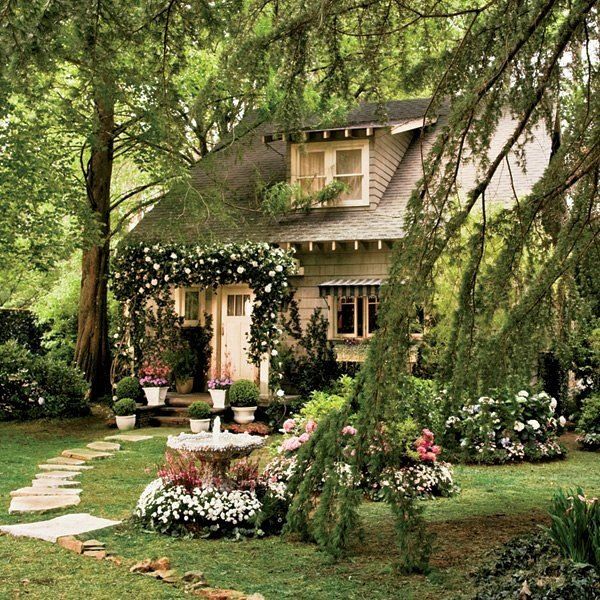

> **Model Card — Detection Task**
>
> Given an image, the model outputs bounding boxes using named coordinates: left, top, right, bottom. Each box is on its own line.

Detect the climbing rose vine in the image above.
left=112, top=242, right=297, bottom=367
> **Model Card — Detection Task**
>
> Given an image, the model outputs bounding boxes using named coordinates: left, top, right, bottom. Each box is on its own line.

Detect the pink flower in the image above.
left=423, top=452, right=437, bottom=462
left=342, top=425, right=357, bottom=436
left=422, top=428, right=434, bottom=440
left=299, top=432, right=310, bottom=443
left=305, top=419, right=317, bottom=433
left=281, top=437, right=301, bottom=452
left=282, top=419, right=296, bottom=433
left=431, top=445, right=441, bottom=455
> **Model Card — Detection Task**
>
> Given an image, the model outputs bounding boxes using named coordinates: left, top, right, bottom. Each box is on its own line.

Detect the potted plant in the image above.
left=229, top=379, right=260, bottom=424
left=114, top=376, right=143, bottom=402
left=165, top=344, right=197, bottom=395
left=188, top=401, right=212, bottom=433
left=207, top=372, right=233, bottom=410
left=113, top=398, right=137, bottom=430
left=139, top=360, right=171, bottom=406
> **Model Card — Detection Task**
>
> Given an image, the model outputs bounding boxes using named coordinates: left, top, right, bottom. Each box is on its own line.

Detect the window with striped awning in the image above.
left=318, top=278, right=383, bottom=298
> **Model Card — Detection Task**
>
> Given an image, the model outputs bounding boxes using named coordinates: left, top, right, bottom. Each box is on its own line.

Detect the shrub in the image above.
left=115, top=376, right=143, bottom=401
left=229, top=380, right=260, bottom=407
left=0, top=341, right=89, bottom=420
left=113, top=398, right=137, bottom=416
left=188, top=401, right=211, bottom=419
left=396, top=376, right=446, bottom=436
left=164, top=343, right=197, bottom=381
left=472, top=532, right=600, bottom=599
left=546, top=488, right=599, bottom=568
left=295, top=375, right=353, bottom=425
left=577, top=393, right=600, bottom=450
left=445, top=389, right=567, bottom=464
left=0, top=308, right=44, bottom=353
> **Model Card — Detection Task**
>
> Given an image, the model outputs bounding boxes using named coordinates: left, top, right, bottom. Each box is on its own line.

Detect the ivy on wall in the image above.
left=111, top=242, right=297, bottom=376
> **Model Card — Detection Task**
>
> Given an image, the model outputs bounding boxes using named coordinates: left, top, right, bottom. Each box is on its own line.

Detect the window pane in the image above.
left=368, top=296, right=379, bottom=334
left=357, top=297, right=364, bottom=337
left=299, top=176, right=326, bottom=195
left=337, top=297, right=356, bottom=335
left=336, top=149, right=361, bottom=175
left=299, top=151, right=325, bottom=177
left=227, top=294, right=235, bottom=316
left=243, top=295, right=251, bottom=316
left=335, top=175, right=362, bottom=200
left=235, top=294, right=243, bottom=316
left=184, top=291, right=199, bottom=321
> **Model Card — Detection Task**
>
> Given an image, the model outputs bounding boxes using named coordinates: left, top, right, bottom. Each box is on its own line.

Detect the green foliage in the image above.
left=473, top=533, right=600, bottom=600
left=0, top=309, right=44, bottom=353
left=115, top=377, right=143, bottom=402
left=113, top=398, right=137, bottom=416
left=395, top=377, right=446, bottom=437
left=578, top=394, right=600, bottom=436
left=295, top=376, right=354, bottom=425
left=164, top=342, right=197, bottom=381
left=263, top=179, right=349, bottom=217
left=229, top=380, right=260, bottom=407
left=0, top=341, right=88, bottom=420
left=546, top=488, right=600, bottom=569
left=180, top=318, right=213, bottom=389
left=188, top=401, right=211, bottom=419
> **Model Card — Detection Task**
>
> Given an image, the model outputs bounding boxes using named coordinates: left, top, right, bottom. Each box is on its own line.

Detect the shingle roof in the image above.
left=128, top=99, right=549, bottom=245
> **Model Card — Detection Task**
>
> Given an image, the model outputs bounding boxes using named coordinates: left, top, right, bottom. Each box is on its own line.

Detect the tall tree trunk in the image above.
left=75, top=91, right=114, bottom=400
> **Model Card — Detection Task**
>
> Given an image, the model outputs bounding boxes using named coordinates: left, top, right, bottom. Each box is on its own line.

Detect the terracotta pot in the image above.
left=209, top=389, right=227, bottom=410
left=190, top=418, right=211, bottom=433
left=176, top=377, right=194, bottom=394
left=116, top=415, right=136, bottom=431
left=232, top=406, right=257, bottom=424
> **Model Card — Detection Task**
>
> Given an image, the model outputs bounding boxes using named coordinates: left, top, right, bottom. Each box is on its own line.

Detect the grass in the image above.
left=0, top=419, right=598, bottom=600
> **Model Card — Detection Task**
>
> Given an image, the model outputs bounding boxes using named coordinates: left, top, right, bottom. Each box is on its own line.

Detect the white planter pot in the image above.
left=143, top=386, right=163, bottom=406
left=209, top=389, right=227, bottom=410
left=232, top=406, right=257, bottom=424
left=190, top=418, right=211, bottom=433
left=116, top=415, right=136, bottom=431
left=159, top=386, right=169, bottom=402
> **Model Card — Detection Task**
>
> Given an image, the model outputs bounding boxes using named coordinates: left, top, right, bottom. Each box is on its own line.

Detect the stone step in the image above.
left=35, top=471, right=79, bottom=480
left=11, top=487, right=81, bottom=497
left=104, top=434, right=154, bottom=442
left=157, top=406, right=191, bottom=415
left=62, top=449, right=113, bottom=461
left=150, top=415, right=191, bottom=427
left=32, top=478, right=81, bottom=488
left=87, top=441, right=120, bottom=452
left=166, top=397, right=197, bottom=407
left=38, top=464, right=92, bottom=472
left=45, top=457, right=87, bottom=466
left=9, top=495, right=81, bottom=514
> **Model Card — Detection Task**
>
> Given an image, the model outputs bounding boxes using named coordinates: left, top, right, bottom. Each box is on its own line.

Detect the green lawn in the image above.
left=0, top=418, right=598, bottom=600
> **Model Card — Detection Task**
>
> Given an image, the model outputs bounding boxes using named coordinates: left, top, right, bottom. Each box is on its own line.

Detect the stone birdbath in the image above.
left=166, top=417, right=265, bottom=478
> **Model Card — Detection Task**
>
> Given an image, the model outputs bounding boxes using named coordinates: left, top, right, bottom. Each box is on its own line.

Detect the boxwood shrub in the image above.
left=115, top=376, right=143, bottom=401
left=229, top=380, right=260, bottom=407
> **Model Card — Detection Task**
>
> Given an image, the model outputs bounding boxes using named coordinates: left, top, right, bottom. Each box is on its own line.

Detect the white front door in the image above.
left=221, top=286, right=256, bottom=381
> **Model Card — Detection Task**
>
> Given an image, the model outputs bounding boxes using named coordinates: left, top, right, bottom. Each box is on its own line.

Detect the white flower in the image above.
left=559, top=416, right=566, bottom=427
left=264, top=284, right=272, bottom=293
left=237, top=266, right=245, bottom=274
left=153, top=263, right=160, bottom=270
left=514, top=421, right=525, bottom=432
left=276, top=389, right=285, bottom=397
left=275, top=264, right=283, bottom=272
left=151, top=278, right=158, bottom=286
left=38, top=397, right=45, bottom=405
left=271, top=349, right=278, bottom=356
left=268, top=270, right=276, bottom=277
left=517, top=390, right=529, bottom=398
left=184, top=267, right=191, bottom=275
left=138, top=287, right=145, bottom=294
left=550, top=398, right=557, bottom=411
left=527, top=419, right=540, bottom=430
left=170, top=252, right=177, bottom=259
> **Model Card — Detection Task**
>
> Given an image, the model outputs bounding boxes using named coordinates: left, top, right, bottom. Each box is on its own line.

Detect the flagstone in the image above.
left=32, top=478, right=81, bottom=488
left=105, top=434, right=154, bottom=442
left=11, top=487, right=81, bottom=497
left=62, top=449, right=113, bottom=460
left=8, top=494, right=80, bottom=514
left=45, top=457, right=87, bottom=466
left=35, top=471, right=78, bottom=479
left=38, top=464, right=92, bottom=472
left=0, top=513, right=121, bottom=542
left=87, top=441, right=121, bottom=451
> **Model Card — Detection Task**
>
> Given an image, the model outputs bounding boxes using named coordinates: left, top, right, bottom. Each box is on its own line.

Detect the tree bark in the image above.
left=74, top=91, right=114, bottom=400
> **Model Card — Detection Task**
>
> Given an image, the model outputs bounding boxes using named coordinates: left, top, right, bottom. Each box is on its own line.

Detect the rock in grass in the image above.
left=87, top=441, right=121, bottom=452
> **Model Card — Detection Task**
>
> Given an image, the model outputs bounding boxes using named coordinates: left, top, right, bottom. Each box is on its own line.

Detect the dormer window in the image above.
left=291, top=139, right=369, bottom=207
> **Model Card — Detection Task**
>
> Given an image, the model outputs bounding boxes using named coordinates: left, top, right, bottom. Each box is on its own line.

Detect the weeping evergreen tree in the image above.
left=225, top=0, right=599, bottom=565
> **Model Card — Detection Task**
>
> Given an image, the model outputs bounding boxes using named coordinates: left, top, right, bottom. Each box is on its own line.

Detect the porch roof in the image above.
left=318, top=278, right=383, bottom=298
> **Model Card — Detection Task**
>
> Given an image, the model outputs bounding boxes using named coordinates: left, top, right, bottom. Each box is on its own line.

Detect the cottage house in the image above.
left=129, top=98, right=550, bottom=393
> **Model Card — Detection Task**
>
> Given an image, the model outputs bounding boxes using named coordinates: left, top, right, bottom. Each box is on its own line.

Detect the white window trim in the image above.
left=291, top=139, right=370, bottom=207
left=177, top=287, right=203, bottom=327
left=332, top=295, right=379, bottom=339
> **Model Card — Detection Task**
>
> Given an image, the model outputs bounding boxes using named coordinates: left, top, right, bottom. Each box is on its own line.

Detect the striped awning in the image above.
left=318, top=278, right=383, bottom=298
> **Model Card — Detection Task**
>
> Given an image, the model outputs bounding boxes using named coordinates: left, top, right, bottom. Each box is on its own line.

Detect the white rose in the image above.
left=237, top=266, right=245, bottom=274
left=527, top=419, right=540, bottom=430
left=514, top=421, right=525, bottom=432
left=170, top=253, right=177, bottom=259
left=276, top=389, right=285, bottom=397
left=559, top=416, right=566, bottom=427
left=138, top=287, right=145, bottom=294
left=268, top=270, right=276, bottom=277
left=517, top=390, right=529, bottom=398
left=550, top=398, right=557, bottom=411
left=264, top=284, right=272, bottom=293
left=271, top=349, right=278, bottom=356
left=151, top=279, right=158, bottom=286
left=275, top=265, right=283, bottom=272
left=184, top=267, right=191, bottom=275
left=153, top=263, right=160, bottom=270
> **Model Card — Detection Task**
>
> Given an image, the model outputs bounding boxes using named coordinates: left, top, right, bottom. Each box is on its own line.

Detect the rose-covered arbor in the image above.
left=111, top=242, right=297, bottom=383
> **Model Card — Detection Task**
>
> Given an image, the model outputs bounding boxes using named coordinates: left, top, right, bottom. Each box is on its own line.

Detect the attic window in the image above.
left=292, top=140, right=369, bottom=207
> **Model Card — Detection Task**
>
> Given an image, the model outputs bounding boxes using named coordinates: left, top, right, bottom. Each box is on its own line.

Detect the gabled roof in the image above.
left=128, top=98, right=549, bottom=246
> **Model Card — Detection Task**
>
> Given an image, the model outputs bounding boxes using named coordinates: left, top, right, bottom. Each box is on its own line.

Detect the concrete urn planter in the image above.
left=116, top=415, right=136, bottom=431
left=143, top=386, right=168, bottom=406
left=232, top=406, right=257, bottom=424
left=189, top=418, right=211, bottom=433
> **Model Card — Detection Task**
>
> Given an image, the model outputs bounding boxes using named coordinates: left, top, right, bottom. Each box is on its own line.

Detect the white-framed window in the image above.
left=291, top=139, right=369, bottom=207
left=334, top=295, right=379, bottom=338
left=226, top=293, right=251, bottom=317
left=178, top=288, right=201, bottom=326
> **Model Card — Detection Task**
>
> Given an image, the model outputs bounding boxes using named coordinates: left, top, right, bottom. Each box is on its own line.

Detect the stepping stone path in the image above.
left=105, top=434, right=154, bottom=442
left=0, top=513, right=121, bottom=542
left=5, top=434, right=153, bottom=516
